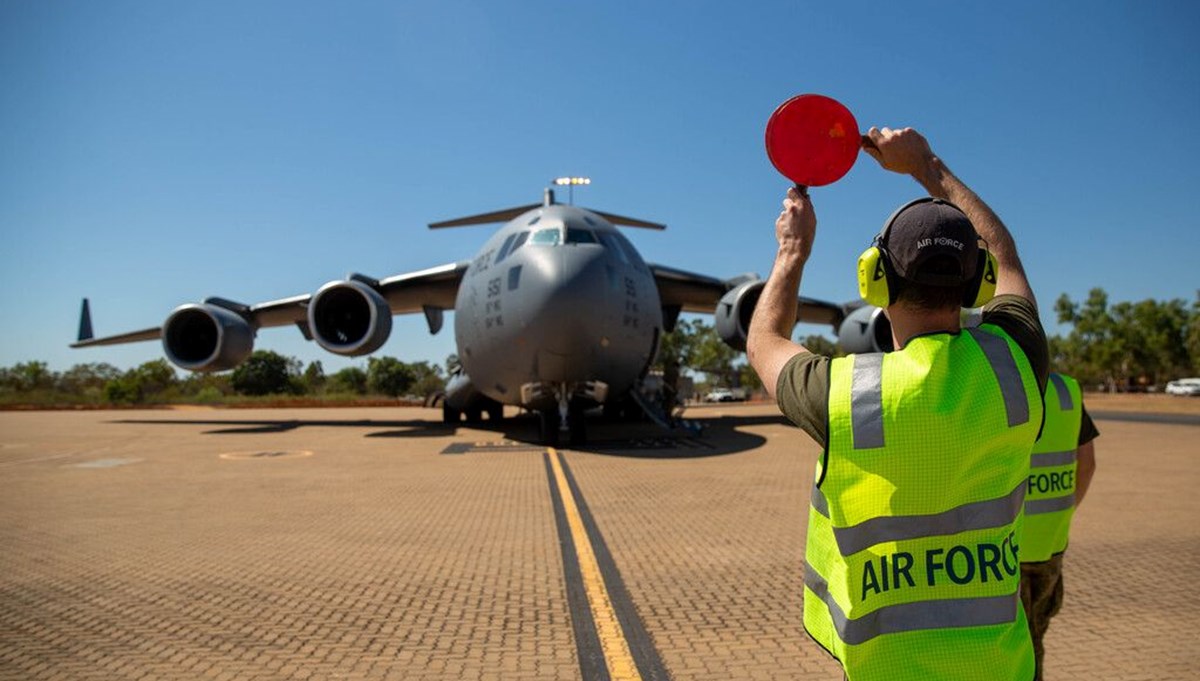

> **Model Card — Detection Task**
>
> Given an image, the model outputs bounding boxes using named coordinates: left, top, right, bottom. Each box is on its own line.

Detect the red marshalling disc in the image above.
left=765, top=94, right=861, bottom=187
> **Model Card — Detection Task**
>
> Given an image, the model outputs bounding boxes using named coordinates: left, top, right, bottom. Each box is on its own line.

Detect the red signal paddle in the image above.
left=765, top=93, right=873, bottom=196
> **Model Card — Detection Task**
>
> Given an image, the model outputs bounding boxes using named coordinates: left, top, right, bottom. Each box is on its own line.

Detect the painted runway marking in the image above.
left=441, top=440, right=545, bottom=455
left=71, top=458, right=143, bottom=469
left=218, top=450, right=313, bottom=461
left=544, top=448, right=669, bottom=681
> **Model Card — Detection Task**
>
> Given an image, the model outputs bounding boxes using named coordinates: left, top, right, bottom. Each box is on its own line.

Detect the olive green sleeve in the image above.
left=980, top=294, right=1050, bottom=394
left=774, top=351, right=831, bottom=448
left=1078, top=403, right=1100, bottom=446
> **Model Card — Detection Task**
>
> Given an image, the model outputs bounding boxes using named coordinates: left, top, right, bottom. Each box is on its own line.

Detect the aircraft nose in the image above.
left=521, top=246, right=612, bottom=368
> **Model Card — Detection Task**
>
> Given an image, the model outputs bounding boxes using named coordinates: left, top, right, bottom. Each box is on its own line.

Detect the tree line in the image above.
left=0, top=353, right=448, bottom=406
left=1051, top=289, right=1199, bottom=391
left=2, top=288, right=1196, bottom=406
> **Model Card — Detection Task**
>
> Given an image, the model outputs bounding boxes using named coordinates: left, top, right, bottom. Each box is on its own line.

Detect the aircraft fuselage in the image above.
left=453, top=204, right=662, bottom=411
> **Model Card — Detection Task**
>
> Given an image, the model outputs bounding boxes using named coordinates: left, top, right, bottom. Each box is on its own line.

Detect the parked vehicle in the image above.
left=705, top=386, right=734, bottom=402
left=705, top=388, right=743, bottom=402
left=1165, top=378, right=1200, bottom=396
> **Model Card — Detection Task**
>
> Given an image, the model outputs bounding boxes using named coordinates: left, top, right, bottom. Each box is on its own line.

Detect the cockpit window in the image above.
left=495, top=231, right=530, bottom=263
left=530, top=227, right=561, bottom=246
left=511, top=230, right=529, bottom=252
left=565, top=227, right=596, bottom=244
left=494, top=233, right=518, bottom=263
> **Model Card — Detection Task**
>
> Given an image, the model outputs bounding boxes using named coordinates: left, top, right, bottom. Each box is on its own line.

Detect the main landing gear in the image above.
left=442, top=395, right=504, bottom=424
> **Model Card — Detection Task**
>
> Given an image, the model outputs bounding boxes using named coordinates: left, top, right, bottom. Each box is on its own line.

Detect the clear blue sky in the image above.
left=2, top=1, right=1198, bottom=374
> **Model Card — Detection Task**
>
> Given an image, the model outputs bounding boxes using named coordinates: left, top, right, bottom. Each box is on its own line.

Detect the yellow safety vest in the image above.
left=805, top=325, right=1042, bottom=681
left=1023, top=373, right=1082, bottom=562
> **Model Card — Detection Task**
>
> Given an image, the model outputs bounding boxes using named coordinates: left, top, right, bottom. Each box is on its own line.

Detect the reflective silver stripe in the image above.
left=1031, top=450, right=1076, bottom=468
left=811, top=484, right=829, bottom=518
left=1025, top=495, right=1075, bottom=515
left=832, top=481, right=1026, bottom=556
left=968, top=329, right=1030, bottom=427
left=1049, top=373, right=1074, bottom=411
left=805, top=563, right=1018, bottom=645
left=851, top=353, right=885, bottom=449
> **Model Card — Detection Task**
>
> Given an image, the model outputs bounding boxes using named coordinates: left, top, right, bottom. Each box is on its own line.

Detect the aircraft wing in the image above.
left=72, top=260, right=470, bottom=348
left=649, top=263, right=846, bottom=328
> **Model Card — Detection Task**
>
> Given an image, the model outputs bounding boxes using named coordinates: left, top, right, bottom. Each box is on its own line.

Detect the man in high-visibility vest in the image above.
left=748, top=126, right=1048, bottom=680
left=1022, top=372, right=1099, bottom=680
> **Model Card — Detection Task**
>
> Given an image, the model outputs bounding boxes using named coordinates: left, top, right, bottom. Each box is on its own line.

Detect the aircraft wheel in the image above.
left=568, top=405, right=587, bottom=446
left=442, top=405, right=460, bottom=424
left=465, top=407, right=483, bottom=423
left=602, top=401, right=622, bottom=421
left=538, top=409, right=561, bottom=447
left=487, top=400, right=504, bottom=421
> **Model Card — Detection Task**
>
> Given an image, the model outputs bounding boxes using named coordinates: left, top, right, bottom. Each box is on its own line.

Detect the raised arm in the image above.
left=747, top=187, right=815, bottom=399
left=863, top=127, right=1036, bottom=308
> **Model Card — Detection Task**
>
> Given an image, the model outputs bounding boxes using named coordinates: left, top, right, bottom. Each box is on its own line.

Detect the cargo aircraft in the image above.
left=72, top=182, right=892, bottom=444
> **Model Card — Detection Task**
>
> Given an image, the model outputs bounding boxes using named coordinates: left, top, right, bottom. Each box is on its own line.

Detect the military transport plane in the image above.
left=72, top=187, right=892, bottom=444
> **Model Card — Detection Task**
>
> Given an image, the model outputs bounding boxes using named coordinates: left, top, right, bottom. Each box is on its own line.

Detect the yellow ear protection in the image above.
left=966, top=247, right=998, bottom=309
left=856, top=198, right=998, bottom=309
left=856, top=238, right=895, bottom=308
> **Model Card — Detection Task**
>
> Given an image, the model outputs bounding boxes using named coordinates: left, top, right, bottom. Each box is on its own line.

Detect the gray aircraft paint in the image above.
left=454, top=204, right=661, bottom=408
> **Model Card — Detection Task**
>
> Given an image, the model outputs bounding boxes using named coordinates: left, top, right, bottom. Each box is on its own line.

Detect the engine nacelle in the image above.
left=162, top=303, right=255, bottom=372
left=714, top=279, right=765, bottom=351
left=308, top=280, right=393, bottom=356
left=837, top=305, right=894, bottom=354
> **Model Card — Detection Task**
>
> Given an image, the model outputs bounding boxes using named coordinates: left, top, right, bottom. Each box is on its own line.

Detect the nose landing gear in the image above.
left=525, top=381, right=608, bottom=446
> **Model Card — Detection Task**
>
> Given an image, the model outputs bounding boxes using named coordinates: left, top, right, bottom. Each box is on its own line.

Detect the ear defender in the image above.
left=962, top=249, right=999, bottom=308
left=857, top=245, right=893, bottom=308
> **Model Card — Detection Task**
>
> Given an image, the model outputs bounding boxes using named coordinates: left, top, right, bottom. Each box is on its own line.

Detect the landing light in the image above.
left=553, top=177, right=591, bottom=186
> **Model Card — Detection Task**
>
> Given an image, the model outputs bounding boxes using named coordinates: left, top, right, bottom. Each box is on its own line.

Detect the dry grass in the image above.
left=1080, top=392, right=1200, bottom=414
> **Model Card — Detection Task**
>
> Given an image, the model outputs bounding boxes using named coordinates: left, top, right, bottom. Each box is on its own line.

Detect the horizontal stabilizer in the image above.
left=429, top=203, right=542, bottom=229
left=588, top=209, right=666, bottom=230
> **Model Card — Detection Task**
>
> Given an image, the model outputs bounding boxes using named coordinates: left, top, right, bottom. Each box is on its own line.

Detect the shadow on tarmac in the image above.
left=112, top=411, right=784, bottom=459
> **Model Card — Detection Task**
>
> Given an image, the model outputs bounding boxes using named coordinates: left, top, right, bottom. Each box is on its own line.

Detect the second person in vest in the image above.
left=748, top=126, right=1050, bottom=680
left=1022, top=371, right=1099, bottom=680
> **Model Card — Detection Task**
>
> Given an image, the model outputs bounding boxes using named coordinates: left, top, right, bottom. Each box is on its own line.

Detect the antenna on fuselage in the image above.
left=551, top=176, right=591, bottom=205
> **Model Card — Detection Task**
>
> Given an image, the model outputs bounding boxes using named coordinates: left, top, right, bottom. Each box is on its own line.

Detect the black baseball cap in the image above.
left=881, top=198, right=980, bottom=286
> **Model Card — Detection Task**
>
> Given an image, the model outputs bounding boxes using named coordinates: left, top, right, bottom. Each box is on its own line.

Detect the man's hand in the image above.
left=863, top=127, right=944, bottom=194
left=776, top=186, right=817, bottom=260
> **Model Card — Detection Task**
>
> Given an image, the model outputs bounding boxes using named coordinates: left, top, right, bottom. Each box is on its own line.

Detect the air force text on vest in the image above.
left=861, top=531, right=1019, bottom=601
left=1028, top=470, right=1076, bottom=494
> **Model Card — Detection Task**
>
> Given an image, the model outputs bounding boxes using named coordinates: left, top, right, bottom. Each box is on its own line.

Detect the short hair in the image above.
left=891, top=254, right=966, bottom=311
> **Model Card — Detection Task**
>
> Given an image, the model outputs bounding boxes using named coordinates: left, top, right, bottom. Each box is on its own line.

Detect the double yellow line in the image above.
left=546, top=447, right=643, bottom=681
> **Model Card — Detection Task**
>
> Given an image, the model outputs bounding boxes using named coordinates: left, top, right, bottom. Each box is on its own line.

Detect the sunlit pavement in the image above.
left=1, top=404, right=1196, bottom=680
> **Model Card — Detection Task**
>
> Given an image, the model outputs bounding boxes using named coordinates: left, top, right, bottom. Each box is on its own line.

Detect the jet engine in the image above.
left=714, top=279, right=765, bottom=351
left=837, top=305, right=894, bottom=353
left=162, top=303, right=255, bottom=372
left=308, top=280, right=393, bottom=356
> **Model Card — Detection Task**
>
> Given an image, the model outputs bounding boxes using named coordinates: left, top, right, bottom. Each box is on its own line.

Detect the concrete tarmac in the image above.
left=1, top=404, right=1197, bottom=680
